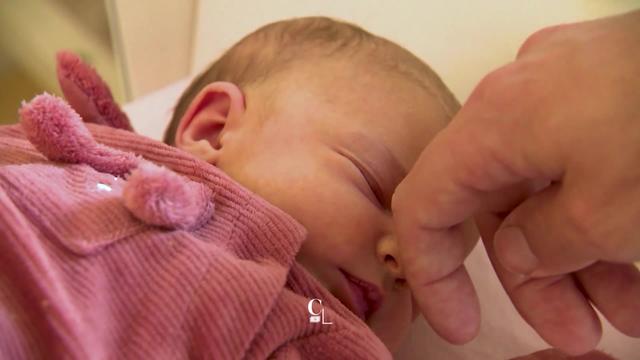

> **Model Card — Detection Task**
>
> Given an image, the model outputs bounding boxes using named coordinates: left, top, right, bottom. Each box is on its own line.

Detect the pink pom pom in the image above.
left=20, top=93, right=213, bottom=230
left=123, top=162, right=214, bottom=230
left=20, top=93, right=98, bottom=163
left=19, top=93, right=138, bottom=176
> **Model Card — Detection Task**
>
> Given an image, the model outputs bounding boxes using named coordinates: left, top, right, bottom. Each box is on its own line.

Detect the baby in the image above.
left=164, top=17, right=460, bottom=352
left=0, top=17, right=460, bottom=359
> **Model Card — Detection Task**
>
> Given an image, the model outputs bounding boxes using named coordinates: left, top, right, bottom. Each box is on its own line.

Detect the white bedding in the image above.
left=123, top=77, right=190, bottom=141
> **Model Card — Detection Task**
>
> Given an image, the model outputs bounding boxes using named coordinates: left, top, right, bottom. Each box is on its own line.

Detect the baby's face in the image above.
left=180, top=60, right=449, bottom=351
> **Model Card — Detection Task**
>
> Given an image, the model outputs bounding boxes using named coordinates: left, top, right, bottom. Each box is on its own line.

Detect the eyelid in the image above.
left=343, top=153, right=386, bottom=208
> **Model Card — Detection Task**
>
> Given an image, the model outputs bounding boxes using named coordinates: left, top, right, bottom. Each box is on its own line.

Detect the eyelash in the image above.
left=350, top=159, right=385, bottom=207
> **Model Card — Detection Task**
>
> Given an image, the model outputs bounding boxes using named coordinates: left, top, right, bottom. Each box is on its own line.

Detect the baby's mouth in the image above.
left=337, top=268, right=384, bottom=321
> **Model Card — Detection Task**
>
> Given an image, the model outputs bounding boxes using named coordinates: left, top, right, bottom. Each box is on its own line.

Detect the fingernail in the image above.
left=494, top=226, right=539, bottom=275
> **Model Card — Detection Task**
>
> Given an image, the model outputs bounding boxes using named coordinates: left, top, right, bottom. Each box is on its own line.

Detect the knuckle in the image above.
left=469, top=60, right=546, bottom=116
left=518, top=24, right=566, bottom=57
left=468, top=64, right=517, bottom=106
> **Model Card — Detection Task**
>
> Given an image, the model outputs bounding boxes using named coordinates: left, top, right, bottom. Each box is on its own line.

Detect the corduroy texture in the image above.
left=20, top=93, right=214, bottom=231
left=0, top=123, right=392, bottom=359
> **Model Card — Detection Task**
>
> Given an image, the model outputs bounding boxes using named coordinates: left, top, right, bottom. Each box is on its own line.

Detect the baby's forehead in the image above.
left=253, top=56, right=450, bottom=149
left=291, top=77, right=440, bottom=151
left=274, top=59, right=440, bottom=105
left=265, top=61, right=448, bottom=137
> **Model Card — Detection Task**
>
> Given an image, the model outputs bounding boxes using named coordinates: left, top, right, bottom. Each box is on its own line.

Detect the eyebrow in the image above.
left=337, top=132, right=407, bottom=209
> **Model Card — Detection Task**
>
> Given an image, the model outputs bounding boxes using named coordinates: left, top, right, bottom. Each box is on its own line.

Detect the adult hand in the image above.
left=510, top=349, right=616, bottom=360
left=392, top=10, right=640, bottom=355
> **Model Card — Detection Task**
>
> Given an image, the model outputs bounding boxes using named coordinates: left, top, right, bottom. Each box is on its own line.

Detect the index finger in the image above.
left=392, top=128, right=483, bottom=343
left=392, top=62, right=561, bottom=344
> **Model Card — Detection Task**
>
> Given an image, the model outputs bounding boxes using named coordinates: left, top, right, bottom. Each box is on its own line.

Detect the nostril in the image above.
left=384, top=254, right=398, bottom=269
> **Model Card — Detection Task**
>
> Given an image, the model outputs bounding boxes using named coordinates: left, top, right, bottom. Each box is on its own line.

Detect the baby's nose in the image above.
left=377, top=235, right=405, bottom=280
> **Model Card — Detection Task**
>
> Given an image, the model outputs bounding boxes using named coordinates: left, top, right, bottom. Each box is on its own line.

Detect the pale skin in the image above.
left=392, top=9, right=640, bottom=357
left=173, top=59, right=463, bottom=352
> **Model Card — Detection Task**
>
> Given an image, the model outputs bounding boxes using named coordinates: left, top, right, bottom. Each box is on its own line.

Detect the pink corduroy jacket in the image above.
left=0, top=97, right=392, bottom=359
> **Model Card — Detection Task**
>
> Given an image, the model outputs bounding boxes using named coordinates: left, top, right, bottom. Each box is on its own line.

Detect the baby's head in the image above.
left=164, top=17, right=459, bottom=351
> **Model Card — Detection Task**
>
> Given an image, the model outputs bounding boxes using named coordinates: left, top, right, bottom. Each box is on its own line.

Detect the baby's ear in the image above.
left=56, top=50, right=133, bottom=131
left=174, top=82, right=245, bottom=164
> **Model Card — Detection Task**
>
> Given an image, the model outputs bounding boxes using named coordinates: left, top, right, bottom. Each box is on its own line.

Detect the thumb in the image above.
left=493, top=183, right=598, bottom=276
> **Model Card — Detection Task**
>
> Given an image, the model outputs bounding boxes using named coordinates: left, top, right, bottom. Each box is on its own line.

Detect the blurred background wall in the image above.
left=0, top=0, right=194, bottom=124
left=3, top=0, right=639, bottom=126
left=0, top=0, right=120, bottom=123
left=2, top=1, right=638, bottom=126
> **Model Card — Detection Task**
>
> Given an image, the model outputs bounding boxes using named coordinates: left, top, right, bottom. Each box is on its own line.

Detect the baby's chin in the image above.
left=367, top=299, right=416, bottom=352
left=294, top=253, right=415, bottom=350
left=372, top=325, right=412, bottom=353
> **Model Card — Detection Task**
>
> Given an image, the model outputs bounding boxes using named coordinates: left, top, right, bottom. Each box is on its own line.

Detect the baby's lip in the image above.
left=338, top=268, right=384, bottom=321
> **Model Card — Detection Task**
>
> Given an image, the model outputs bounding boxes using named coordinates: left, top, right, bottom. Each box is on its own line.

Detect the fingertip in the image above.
left=576, top=262, right=640, bottom=338
left=555, top=323, right=602, bottom=357
left=412, top=266, right=481, bottom=345
left=514, top=275, right=603, bottom=357
left=534, top=311, right=601, bottom=357
left=623, top=321, right=640, bottom=338
left=553, top=308, right=602, bottom=357
left=444, top=310, right=481, bottom=345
